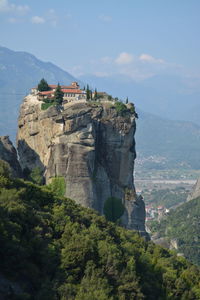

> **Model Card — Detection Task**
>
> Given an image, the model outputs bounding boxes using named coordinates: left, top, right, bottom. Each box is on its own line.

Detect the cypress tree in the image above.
left=86, top=84, right=90, bottom=101
left=54, top=83, right=64, bottom=105
left=94, top=88, right=97, bottom=101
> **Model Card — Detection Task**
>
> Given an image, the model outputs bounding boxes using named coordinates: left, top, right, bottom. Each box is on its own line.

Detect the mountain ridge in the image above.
left=1, top=45, right=200, bottom=171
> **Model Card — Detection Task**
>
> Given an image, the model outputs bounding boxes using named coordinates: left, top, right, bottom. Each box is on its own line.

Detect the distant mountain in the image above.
left=1, top=46, right=200, bottom=171
left=136, top=110, right=200, bottom=169
left=79, top=74, right=200, bottom=125
left=80, top=74, right=200, bottom=170
left=0, top=46, right=80, bottom=141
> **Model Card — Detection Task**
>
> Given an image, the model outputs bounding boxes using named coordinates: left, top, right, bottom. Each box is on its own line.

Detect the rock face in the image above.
left=17, top=95, right=148, bottom=238
left=0, top=136, right=22, bottom=177
left=187, top=178, right=200, bottom=201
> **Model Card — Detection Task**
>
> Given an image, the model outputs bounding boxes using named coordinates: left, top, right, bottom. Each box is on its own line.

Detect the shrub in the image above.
left=29, top=167, right=44, bottom=185
left=41, top=102, right=55, bottom=110
left=114, top=102, right=127, bottom=115
left=103, top=197, right=125, bottom=222
left=47, top=176, right=66, bottom=197
left=0, top=160, right=11, bottom=178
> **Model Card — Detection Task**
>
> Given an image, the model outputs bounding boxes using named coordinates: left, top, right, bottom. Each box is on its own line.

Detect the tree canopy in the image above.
left=1, top=167, right=200, bottom=298
left=54, top=83, right=64, bottom=105
left=37, top=78, right=50, bottom=91
left=103, top=197, right=125, bottom=222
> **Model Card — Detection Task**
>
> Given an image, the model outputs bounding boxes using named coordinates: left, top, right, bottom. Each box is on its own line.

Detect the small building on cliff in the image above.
left=31, top=82, right=86, bottom=103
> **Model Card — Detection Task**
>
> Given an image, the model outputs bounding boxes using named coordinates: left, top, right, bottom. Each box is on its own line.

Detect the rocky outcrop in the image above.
left=0, top=136, right=22, bottom=177
left=187, top=178, right=200, bottom=201
left=17, top=95, right=148, bottom=238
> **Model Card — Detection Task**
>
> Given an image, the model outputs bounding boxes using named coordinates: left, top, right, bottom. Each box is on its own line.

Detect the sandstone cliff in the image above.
left=187, top=178, right=200, bottom=201
left=17, top=95, right=148, bottom=238
left=0, top=135, right=22, bottom=177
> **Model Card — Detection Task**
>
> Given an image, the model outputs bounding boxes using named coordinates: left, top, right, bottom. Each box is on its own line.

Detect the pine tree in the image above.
left=37, top=78, right=50, bottom=91
left=126, top=97, right=129, bottom=104
left=86, top=84, right=90, bottom=101
left=54, top=84, right=64, bottom=105
left=94, top=88, right=97, bottom=101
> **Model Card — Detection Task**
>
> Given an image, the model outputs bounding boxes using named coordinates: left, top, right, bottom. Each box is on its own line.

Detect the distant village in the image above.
left=145, top=204, right=169, bottom=222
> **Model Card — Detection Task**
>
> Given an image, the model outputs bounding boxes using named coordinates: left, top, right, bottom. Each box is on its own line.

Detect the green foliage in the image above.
left=86, top=84, right=91, bottom=101
left=149, top=196, right=200, bottom=266
left=94, top=88, right=97, bottom=101
left=114, top=101, right=128, bottom=115
left=47, top=176, right=66, bottom=197
left=0, top=160, right=11, bottom=188
left=41, top=102, right=55, bottom=110
left=28, top=167, right=44, bottom=185
left=0, top=159, right=11, bottom=178
left=41, top=97, right=56, bottom=110
left=126, top=97, right=129, bottom=104
left=144, top=187, right=188, bottom=209
left=1, top=176, right=200, bottom=298
left=129, top=103, right=136, bottom=114
left=103, top=197, right=125, bottom=222
left=37, top=78, right=50, bottom=92
left=54, top=83, right=64, bottom=105
left=108, top=95, right=112, bottom=101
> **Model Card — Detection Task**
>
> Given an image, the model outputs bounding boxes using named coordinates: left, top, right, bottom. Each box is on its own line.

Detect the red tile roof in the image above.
left=62, top=89, right=84, bottom=94
left=39, top=89, right=85, bottom=96
left=49, top=84, right=78, bottom=89
left=48, top=85, right=57, bottom=89
left=39, top=91, right=54, bottom=95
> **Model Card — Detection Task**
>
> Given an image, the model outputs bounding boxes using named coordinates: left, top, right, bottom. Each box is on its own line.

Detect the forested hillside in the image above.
left=149, top=197, right=200, bottom=266
left=1, top=160, right=200, bottom=299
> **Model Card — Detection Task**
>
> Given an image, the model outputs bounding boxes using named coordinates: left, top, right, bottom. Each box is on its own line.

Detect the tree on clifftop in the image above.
left=54, top=83, right=64, bottom=105
left=37, top=78, right=50, bottom=91
left=94, top=88, right=97, bottom=101
left=86, top=84, right=91, bottom=101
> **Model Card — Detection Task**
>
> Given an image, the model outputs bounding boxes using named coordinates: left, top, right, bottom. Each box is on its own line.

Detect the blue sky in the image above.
left=0, top=0, right=200, bottom=83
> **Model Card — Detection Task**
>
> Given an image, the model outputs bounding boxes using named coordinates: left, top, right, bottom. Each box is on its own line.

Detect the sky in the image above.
left=0, top=0, right=200, bottom=83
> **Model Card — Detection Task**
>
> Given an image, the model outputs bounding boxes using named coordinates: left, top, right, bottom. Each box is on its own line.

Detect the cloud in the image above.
left=77, top=51, right=181, bottom=82
left=100, top=56, right=113, bottom=64
left=31, top=9, right=59, bottom=26
left=139, top=53, right=165, bottom=64
left=115, top=52, right=134, bottom=65
left=31, top=16, right=45, bottom=24
left=46, top=8, right=58, bottom=27
left=99, top=14, right=112, bottom=22
left=0, top=0, right=29, bottom=14
left=8, top=17, right=17, bottom=23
